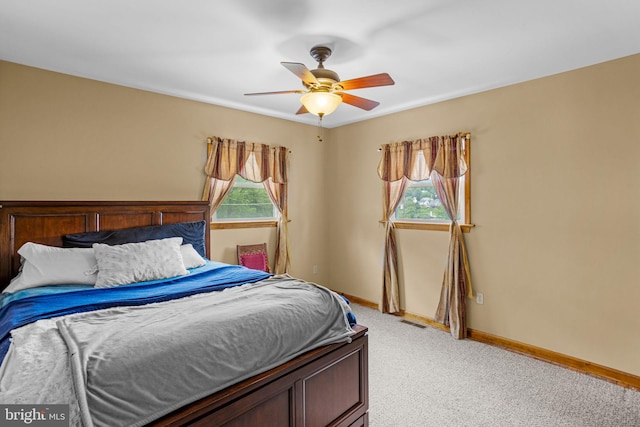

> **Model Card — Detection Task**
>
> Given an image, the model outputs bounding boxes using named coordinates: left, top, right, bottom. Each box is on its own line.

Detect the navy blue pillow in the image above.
left=63, top=221, right=207, bottom=257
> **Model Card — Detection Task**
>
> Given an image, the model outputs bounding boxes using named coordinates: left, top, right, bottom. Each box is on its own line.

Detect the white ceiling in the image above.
left=2, top=0, right=639, bottom=128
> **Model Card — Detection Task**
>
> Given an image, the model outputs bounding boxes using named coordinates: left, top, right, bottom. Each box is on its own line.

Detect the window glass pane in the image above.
left=395, top=177, right=464, bottom=222
left=214, top=177, right=276, bottom=220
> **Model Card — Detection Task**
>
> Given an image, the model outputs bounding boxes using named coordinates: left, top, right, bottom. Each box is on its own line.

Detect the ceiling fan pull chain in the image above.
left=317, top=116, right=325, bottom=142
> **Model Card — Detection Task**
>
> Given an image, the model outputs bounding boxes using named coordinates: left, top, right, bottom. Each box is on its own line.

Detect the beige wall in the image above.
left=329, top=54, right=640, bottom=376
left=0, top=61, right=329, bottom=283
left=1, top=54, right=639, bottom=376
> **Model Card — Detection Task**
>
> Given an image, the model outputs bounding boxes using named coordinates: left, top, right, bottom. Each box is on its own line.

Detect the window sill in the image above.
left=390, top=221, right=475, bottom=233
left=211, top=220, right=278, bottom=230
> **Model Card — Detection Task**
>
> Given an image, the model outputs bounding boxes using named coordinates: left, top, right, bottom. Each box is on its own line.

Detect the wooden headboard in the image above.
left=0, top=201, right=211, bottom=289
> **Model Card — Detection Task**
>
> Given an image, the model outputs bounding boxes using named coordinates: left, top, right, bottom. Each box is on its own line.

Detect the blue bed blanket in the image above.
left=0, top=262, right=270, bottom=364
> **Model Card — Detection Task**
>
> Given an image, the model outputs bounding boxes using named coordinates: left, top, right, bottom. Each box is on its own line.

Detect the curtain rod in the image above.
left=377, top=132, right=471, bottom=151
left=205, top=137, right=292, bottom=153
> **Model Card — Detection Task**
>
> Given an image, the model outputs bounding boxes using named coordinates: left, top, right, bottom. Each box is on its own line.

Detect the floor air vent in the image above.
left=400, top=319, right=427, bottom=329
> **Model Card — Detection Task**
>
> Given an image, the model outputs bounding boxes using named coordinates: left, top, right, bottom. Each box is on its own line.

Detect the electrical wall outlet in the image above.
left=313, top=265, right=318, bottom=275
left=476, top=292, right=484, bottom=305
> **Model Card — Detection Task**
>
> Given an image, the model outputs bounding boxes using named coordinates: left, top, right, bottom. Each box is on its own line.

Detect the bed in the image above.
left=0, top=200, right=369, bottom=427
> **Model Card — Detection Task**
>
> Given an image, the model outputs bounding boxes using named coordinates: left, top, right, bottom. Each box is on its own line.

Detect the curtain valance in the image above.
left=377, top=135, right=469, bottom=182
left=205, top=137, right=289, bottom=184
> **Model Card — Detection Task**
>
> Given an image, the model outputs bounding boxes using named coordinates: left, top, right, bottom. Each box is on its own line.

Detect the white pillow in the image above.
left=180, top=244, right=207, bottom=269
left=93, top=237, right=188, bottom=288
left=4, top=243, right=98, bottom=293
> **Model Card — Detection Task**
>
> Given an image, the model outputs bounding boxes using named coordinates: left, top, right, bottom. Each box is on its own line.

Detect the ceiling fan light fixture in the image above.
left=300, top=92, right=342, bottom=117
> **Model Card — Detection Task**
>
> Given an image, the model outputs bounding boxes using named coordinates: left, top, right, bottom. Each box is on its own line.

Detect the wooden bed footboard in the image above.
left=153, top=325, right=369, bottom=427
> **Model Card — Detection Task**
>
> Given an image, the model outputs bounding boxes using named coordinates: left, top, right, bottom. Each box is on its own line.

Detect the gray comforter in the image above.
left=56, top=275, right=354, bottom=427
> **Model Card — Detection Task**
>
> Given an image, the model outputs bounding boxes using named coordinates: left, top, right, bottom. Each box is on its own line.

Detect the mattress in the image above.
left=0, top=262, right=355, bottom=427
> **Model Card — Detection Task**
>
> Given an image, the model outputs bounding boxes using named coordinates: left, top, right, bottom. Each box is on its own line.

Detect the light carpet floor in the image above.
left=350, top=303, right=640, bottom=427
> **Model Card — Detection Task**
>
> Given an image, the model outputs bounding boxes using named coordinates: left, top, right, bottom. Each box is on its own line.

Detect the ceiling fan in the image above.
left=245, top=45, right=395, bottom=118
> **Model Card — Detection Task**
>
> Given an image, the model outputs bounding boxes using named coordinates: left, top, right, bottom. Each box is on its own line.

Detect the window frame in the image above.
left=210, top=220, right=277, bottom=230
left=392, top=141, right=473, bottom=233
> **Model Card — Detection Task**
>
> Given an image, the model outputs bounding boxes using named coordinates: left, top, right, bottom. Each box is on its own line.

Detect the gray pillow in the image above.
left=4, top=243, right=97, bottom=293
left=180, top=244, right=207, bottom=269
left=93, top=237, right=188, bottom=288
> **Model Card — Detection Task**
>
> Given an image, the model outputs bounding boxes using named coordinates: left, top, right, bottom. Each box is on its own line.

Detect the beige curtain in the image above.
left=381, top=177, right=409, bottom=313
left=431, top=171, right=473, bottom=339
left=378, top=135, right=471, bottom=337
left=264, top=177, right=291, bottom=274
left=202, top=137, right=291, bottom=274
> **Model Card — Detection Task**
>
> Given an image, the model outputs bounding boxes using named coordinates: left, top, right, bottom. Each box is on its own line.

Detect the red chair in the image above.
left=236, top=243, right=270, bottom=273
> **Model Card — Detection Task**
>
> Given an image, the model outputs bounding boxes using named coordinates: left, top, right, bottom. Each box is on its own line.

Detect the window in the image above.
left=393, top=148, right=472, bottom=232
left=213, top=176, right=277, bottom=222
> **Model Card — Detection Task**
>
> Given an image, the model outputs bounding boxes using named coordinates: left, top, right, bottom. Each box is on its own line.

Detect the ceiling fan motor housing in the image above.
left=310, top=68, right=340, bottom=88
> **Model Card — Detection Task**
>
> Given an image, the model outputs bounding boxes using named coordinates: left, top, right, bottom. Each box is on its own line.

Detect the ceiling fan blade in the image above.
left=281, top=62, right=319, bottom=86
left=295, top=105, right=309, bottom=115
left=244, top=90, right=305, bottom=96
left=338, top=73, right=395, bottom=90
left=337, top=92, right=380, bottom=111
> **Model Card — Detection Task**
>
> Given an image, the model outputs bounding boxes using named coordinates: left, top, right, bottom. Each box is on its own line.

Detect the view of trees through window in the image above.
left=395, top=179, right=462, bottom=221
left=215, top=177, right=276, bottom=220
left=216, top=177, right=463, bottom=222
